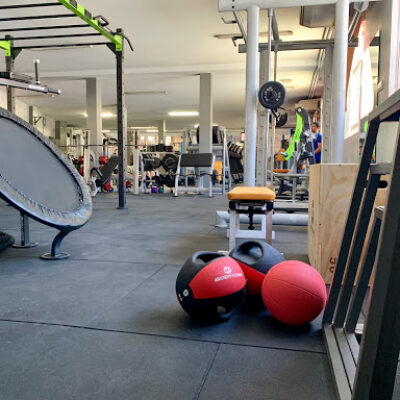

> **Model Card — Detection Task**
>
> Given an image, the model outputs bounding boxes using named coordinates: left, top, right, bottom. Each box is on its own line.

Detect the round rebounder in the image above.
left=230, top=241, right=285, bottom=297
left=176, top=252, right=246, bottom=323
left=262, top=260, right=327, bottom=325
left=0, top=107, right=92, bottom=259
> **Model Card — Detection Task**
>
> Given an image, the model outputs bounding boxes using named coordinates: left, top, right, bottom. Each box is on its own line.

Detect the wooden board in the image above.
left=308, top=164, right=359, bottom=283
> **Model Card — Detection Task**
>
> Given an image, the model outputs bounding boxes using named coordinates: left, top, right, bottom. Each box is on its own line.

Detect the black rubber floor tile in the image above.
left=0, top=257, right=162, bottom=326
left=89, top=266, right=325, bottom=353
left=0, top=321, right=218, bottom=400
left=198, top=344, right=337, bottom=400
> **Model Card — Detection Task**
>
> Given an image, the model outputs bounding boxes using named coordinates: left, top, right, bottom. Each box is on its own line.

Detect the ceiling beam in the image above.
left=219, top=0, right=380, bottom=12
left=238, top=37, right=381, bottom=53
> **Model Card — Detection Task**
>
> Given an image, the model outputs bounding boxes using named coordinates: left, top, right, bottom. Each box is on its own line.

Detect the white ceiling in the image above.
left=0, top=0, right=326, bottom=130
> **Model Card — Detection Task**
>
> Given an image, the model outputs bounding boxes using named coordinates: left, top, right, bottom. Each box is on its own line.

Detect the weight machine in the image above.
left=218, top=0, right=379, bottom=187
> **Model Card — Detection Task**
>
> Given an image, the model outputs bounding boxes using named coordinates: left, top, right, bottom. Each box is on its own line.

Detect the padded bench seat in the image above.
left=227, top=186, right=275, bottom=250
left=227, top=186, right=276, bottom=202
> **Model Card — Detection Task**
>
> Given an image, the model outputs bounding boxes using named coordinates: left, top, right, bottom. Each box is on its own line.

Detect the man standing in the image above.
left=311, top=122, right=322, bottom=164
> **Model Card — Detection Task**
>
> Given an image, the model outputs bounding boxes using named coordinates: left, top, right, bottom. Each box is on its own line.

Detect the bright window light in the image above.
left=168, top=111, right=199, bottom=117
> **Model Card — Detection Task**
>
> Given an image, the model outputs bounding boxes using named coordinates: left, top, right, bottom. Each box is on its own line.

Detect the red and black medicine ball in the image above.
left=176, top=252, right=246, bottom=323
left=230, top=241, right=285, bottom=296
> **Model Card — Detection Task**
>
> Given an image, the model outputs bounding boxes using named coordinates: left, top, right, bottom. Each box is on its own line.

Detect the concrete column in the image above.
left=55, top=121, right=68, bottom=148
left=157, top=120, right=166, bottom=144
left=199, top=73, right=213, bottom=154
left=244, top=5, right=260, bottom=187
left=331, top=0, right=349, bottom=163
left=86, top=78, right=103, bottom=162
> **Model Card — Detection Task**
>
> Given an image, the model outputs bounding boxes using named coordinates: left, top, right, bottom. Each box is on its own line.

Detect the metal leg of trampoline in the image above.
left=41, top=230, right=70, bottom=260
left=12, top=213, right=39, bottom=249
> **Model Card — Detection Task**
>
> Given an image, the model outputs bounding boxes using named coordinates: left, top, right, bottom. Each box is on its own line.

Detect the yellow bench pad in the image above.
left=228, top=186, right=276, bottom=201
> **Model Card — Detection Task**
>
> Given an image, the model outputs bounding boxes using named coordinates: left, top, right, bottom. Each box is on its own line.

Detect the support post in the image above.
left=331, top=0, right=349, bottom=163
left=157, top=120, right=166, bottom=145
left=244, top=5, right=260, bottom=187
left=86, top=77, right=103, bottom=164
left=322, top=45, right=333, bottom=163
left=199, top=73, right=213, bottom=186
left=199, top=73, right=213, bottom=154
left=114, top=29, right=127, bottom=209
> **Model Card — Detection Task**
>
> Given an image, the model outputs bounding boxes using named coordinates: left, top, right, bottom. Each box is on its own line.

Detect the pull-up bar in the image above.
left=0, top=3, right=62, bottom=10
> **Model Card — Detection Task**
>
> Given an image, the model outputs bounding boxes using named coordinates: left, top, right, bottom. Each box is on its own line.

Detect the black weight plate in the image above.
left=258, top=81, right=286, bottom=110
left=161, top=154, right=179, bottom=171
left=163, top=173, right=175, bottom=188
left=152, top=157, right=162, bottom=169
left=270, top=108, right=288, bottom=127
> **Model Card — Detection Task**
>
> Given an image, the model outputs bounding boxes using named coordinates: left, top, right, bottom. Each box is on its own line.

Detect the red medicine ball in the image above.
left=230, top=241, right=285, bottom=297
left=262, top=260, right=327, bottom=325
left=176, top=252, right=246, bottom=323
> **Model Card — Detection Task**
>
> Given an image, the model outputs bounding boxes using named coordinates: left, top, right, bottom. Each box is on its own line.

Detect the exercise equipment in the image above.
left=258, top=81, right=286, bottom=110
left=176, top=252, right=246, bottom=323
left=0, top=107, right=92, bottom=259
left=89, top=156, right=119, bottom=197
left=0, top=232, right=14, bottom=253
left=272, top=108, right=288, bottom=128
left=262, top=260, right=327, bottom=325
left=161, top=153, right=179, bottom=172
left=227, top=186, right=275, bottom=251
left=230, top=241, right=285, bottom=296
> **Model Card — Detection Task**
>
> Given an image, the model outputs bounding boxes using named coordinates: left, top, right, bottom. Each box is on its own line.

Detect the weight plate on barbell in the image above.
left=161, top=154, right=179, bottom=171
left=258, top=81, right=286, bottom=110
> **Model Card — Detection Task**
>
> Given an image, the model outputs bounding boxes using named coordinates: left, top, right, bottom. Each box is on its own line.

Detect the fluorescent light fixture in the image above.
left=83, top=112, right=115, bottom=118
left=145, top=129, right=159, bottom=133
left=169, top=111, right=199, bottom=117
left=101, top=112, right=114, bottom=118
left=102, top=130, right=111, bottom=133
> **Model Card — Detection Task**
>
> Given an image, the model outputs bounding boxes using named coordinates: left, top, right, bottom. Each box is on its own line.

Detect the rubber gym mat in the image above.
left=88, top=265, right=325, bottom=353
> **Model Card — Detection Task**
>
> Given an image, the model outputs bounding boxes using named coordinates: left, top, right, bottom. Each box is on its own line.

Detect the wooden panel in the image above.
left=308, top=164, right=359, bottom=283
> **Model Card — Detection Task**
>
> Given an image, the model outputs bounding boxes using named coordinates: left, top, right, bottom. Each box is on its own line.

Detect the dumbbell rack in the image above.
left=323, top=89, right=400, bottom=400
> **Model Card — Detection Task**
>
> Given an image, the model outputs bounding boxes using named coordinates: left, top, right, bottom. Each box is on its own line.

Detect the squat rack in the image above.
left=0, top=0, right=133, bottom=249
left=0, top=0, right=133, bottom=212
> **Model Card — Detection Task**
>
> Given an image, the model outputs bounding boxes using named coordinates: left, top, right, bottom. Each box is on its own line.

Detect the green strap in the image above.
left=284, top=113, right=303, bottom=161
left=0, top=41, right=11, bottom=57
left=57, top=0, right=123, bottom=51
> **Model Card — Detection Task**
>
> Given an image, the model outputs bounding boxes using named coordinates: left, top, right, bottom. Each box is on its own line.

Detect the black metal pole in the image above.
left=115, top=29, right=127, bottom=209
left=4, top=39, right=38, bottom=249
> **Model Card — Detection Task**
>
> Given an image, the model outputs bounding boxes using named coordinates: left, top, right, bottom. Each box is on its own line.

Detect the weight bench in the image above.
left=173, top=153, right=215, bottom=197
left=89, top=156, right=119, bottom=197
left=227, top=186, right=275, bottom=251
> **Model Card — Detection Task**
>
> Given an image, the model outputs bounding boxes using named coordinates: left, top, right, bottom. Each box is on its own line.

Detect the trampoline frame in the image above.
left=0, top=107, right=92, bottom=259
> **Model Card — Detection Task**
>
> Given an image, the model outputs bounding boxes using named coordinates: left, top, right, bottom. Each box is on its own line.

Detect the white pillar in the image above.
left=331, top=0, right=349, bottom=163
left=244, top=5, right=260, bottom=186
left=157, top=120, right=166, bottom=144
left=86, top=78, right=103, bottom=163
left=199, top=73, right=213, bottom=154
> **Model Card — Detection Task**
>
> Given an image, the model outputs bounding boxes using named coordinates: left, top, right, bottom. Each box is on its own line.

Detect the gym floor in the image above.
left=0, top=195, right=398, bottom=400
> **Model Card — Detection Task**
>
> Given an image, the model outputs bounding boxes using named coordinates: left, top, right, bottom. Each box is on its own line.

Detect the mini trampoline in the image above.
left=0, top=107, right=92, bottom=260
